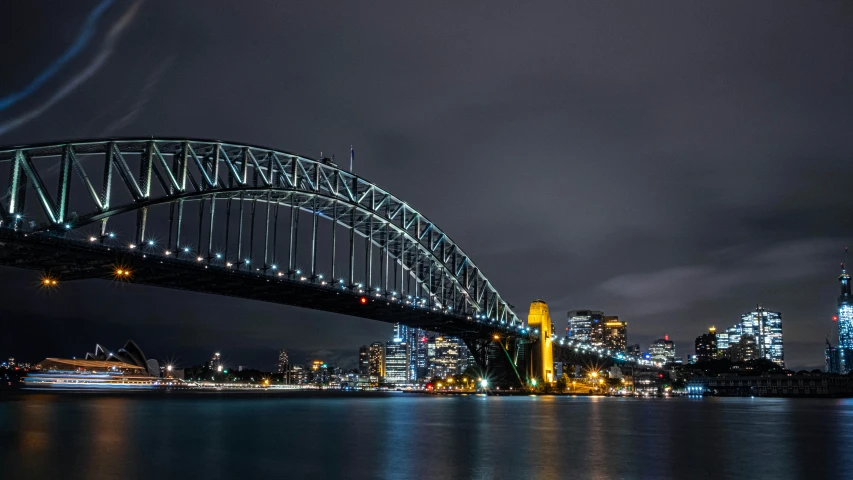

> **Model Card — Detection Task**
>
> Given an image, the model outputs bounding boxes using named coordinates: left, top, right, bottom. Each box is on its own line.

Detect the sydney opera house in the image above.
left=24, top=340, right=162, bottom=389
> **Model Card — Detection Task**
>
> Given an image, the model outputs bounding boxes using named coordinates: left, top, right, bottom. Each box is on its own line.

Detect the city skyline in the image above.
left=0, top=1, right=851, bottom=372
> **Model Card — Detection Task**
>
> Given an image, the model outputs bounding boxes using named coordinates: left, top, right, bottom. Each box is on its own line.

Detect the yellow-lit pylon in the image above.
left=527, top=299, right=554, bottom=384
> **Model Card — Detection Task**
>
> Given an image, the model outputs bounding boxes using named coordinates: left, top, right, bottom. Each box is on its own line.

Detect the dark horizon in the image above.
left=1, top=1, right=852, bottom=371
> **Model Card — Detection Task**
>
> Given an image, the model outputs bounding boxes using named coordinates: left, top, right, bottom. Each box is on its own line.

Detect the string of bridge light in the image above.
left=64, top=229, right=528, bottom=333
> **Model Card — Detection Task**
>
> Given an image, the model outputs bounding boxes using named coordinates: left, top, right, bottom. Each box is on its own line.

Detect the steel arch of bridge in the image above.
left=0, top=139, right=522, bottom=331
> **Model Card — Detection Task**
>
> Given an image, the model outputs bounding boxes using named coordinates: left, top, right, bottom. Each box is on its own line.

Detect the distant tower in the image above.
left=277, top=349, right=289, bottom=374
left=209, top=352, right=222, bottom=371
left=838, top=249, right=853, bottom=373
left=358, top=345, right=369, bottom=375
left=527, top=299, right=554, bottom=384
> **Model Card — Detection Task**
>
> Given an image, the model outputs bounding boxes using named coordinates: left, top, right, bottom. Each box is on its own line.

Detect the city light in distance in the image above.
left=360, top=297, right=368, bottom=305
left=41, top=276, right=58, bottom=287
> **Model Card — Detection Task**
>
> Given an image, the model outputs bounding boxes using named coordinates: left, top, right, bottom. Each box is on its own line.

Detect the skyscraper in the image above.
left=277, top=349, right=289, bottom=374
left=603, top=317, right=627, bottom=352
left=358, top=345, right=369, bottom=375
left=368, top=342, right=386, bottom=380
left=838, top=255, right=853, bottom=374
left=694, top=327, right=718, bottom=363
left=385, top=339, right=409, bottom=386
left=741, top=305, right=784, bottom=367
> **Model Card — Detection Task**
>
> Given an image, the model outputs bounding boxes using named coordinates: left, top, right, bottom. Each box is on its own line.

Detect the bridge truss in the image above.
left=0, top=139, right=527, bottom=339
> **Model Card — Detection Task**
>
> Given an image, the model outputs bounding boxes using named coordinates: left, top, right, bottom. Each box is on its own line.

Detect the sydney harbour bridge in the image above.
left=0, top=138, right=640, bottom=387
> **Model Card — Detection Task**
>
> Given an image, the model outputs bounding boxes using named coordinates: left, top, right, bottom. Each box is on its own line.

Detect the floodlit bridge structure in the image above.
left=0, top=139, right=639, bottom=387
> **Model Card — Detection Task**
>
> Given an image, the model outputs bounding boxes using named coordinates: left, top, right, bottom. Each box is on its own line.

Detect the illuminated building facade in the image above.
left=838, top=259, right=853, bottom=374
left=740, top=305, right=784, bottom=367
left=694, top=327, right=718, bottom=363
left=385, top=340, right=410, bottom=386
left=567, top=310, right=603, bottom=344
left=368, top=342, right=385, bottom=380
left=311, top=360, right=331, bottom=385
left=649, top=336, right=676, bottom=364
left=277, top=349, right=289, bottom=374
left=431, top=336, right=460, bottom=379
left=730, top=335, right=759, bottom=362
left=393, top=323, right=429, bottom=381
left=603, top=317, right=627, bottom=352
left=209, top=352, right=222, bottom=372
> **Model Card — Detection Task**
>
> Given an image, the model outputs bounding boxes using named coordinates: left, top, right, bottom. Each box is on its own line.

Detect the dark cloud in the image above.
left=0, top=1, right=851, bottom=370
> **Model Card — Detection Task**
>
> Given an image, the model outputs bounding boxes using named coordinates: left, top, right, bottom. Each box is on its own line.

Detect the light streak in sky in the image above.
left=0, top=1, right=140, bottom=138
left=0, top=0, right=115, bottom=111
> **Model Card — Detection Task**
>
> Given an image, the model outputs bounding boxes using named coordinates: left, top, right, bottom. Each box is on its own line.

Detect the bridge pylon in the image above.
left=526, top=299, right=554, bottom=385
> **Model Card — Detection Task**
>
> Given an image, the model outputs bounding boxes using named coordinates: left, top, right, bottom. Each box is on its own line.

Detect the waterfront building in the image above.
left=701, top=374, right=853, bottom=397
left=838, top=257, right=853, bottom=373
left=432, top=336, right=460, bottom=379
left=82, top=340, right=159, bottom=376
left=385, top=340, right=410, bottom=386
left=567, top=310, right=603, bottom=343
left=277, top=349, right=289, bottom=374
left=368, top=342, right=386, bottom=381
left=289, top=365, right=308, bottom=385
left=694, top=326, right=718, bottom=363
left=603, top=317, right=628, bottom=353
left=627, top=344, right=641, bottom=356
left=310, top=360, right=331, bottom=385
left=358, top=345, right=369, bottom=375
left=649, top=336, right=676, bottom=364
left=209, top=352, right=223, bottom=372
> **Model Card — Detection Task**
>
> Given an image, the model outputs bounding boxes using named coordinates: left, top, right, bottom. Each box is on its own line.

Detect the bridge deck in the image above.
left=0, top=230, right=526, bottom=340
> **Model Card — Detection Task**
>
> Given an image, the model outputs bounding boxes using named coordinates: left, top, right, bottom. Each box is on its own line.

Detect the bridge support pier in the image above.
left=526, top=299, right=555, bottom=386
left=463, top=335, right=528, bottom=389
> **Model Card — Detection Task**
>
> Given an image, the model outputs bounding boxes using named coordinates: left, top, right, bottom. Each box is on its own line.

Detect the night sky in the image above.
left=1, top=1, right=851, bottom=371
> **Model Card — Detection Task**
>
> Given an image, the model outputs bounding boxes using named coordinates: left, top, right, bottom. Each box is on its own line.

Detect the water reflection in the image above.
left=1, top=393, right=852, bottom=480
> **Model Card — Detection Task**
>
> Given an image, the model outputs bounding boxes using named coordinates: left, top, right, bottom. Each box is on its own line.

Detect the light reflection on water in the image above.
left=1, top=393, right=851, bottom=480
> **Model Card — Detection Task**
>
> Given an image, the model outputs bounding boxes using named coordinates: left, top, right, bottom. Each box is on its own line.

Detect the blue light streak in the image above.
left=0, top=0, right=114, bottom=111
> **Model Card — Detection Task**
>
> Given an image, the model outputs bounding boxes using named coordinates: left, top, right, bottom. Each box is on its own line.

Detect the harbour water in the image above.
left=1, top=392, right=850, bottom=480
